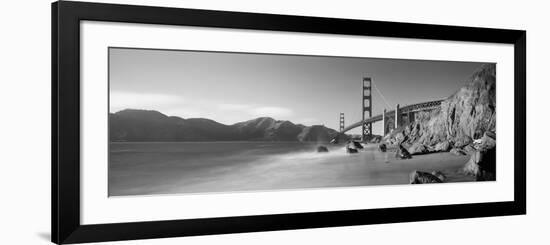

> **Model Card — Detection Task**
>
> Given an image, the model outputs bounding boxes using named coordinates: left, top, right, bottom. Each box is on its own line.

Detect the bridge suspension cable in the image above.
left=372, top=80, right=392, bottom=109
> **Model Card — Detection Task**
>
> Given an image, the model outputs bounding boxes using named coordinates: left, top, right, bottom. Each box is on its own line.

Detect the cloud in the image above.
left=110, top=91, right=183, bottom=112
left=251, top=106, right=293, bottom=118
left=110, top=93, right=295, bottom=123
left=218, top=103, right=294, bottom=119
left=217, top=103, right=252, bottom=111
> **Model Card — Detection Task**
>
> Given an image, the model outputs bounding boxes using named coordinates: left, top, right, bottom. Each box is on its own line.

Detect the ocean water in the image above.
left=109, top=142, right=470, bottom=196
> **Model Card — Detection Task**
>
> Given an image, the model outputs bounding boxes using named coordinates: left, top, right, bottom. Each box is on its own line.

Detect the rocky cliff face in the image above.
left=388, top=64, right=496, bottom=153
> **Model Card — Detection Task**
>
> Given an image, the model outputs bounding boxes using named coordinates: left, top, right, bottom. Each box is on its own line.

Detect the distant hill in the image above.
left=110, top=109, right=344, bottom=142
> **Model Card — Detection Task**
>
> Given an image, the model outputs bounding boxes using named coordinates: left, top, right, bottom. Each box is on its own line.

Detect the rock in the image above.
left=369, top=135, right=382, bottom=144
left=345, top=141, right=363, bottom=154
left=316, top=146, right=329, bottom=153
left=462, top=147, right=496, bottom=181
left=485, top=131, right=496, bottom=140
left=434, top=140, right=451, bottom=152
left=450, top=148, right=467, bottom=156
left=409, top=170, right=443, bottom=184
left=408, top=143, right=428, bottom=155
left=384, top=64, right=496, bottom=155
left=454, top=137, right=473, bottom=149
left=463, top=151, right=481, bottom=175
left=350, top=141, right=364, bottom=149
left=462, top=144, right=477, bottom=153
left=395, top=144, right=412, bottom=159
left=474, top=131, right=496, bottom=151
left=346, top=147, right=358, bottom=154
left=431, top=171, right=447, bottom=182
left=362, top=134, right=382, bottom=143
left=378, top=143, right=387, bottom=152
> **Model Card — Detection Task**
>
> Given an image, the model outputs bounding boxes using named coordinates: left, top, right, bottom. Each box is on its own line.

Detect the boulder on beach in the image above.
left=408, top=142, right=429, bottom=155
left=474, top=131, right=496, bottom=151
left=395, top=144, right=412, bottom=159
left=431, top=171, right=447, bottom=182
left=350, top=141, right=364, bottom=149
left=378, top=143, right=387, bottom=152
left=462, top=144, right=477, bottom=154
left=346, top=147, right=358, bottom=154
left=463, top=147, right=496, bottom=181
left=454, top=137, right=473, bottom=149
left=369, top=135, right=382, bottom=144
left=450, top=148, right=467, bottom=156
left=345, top=140, right=363, bottom=154
left=316, top=146, right=329, bottom=153
left=434, top=140, right=451, bottom=152
left=409, top=170, right=443, bottom=184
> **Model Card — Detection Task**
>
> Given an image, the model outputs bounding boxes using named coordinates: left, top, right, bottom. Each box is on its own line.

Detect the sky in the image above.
left=109, top=47, right=489, bottom=135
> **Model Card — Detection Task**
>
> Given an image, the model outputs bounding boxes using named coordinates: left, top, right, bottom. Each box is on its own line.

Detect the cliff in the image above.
left=387, top=64, right=496, bottom=153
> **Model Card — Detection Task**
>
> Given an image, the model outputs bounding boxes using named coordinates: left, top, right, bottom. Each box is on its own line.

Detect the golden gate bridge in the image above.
left=339, top=77, right=444, bottom=141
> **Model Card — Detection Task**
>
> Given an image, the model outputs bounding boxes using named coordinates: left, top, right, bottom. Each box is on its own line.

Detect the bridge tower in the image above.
left=339, top=113, right=345, bottom=132
left=361, top=77, right=373, bottom=141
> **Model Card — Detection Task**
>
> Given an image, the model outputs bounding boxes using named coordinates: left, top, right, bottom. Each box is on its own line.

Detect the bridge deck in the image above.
left=341, top=100, right=443, bottom=133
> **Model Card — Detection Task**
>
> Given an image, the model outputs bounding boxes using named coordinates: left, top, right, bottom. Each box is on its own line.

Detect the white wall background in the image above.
left=0, top=0, right=547, bottom=244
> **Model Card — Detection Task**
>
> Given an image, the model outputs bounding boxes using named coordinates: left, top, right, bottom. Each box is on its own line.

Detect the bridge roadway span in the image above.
left=341, top=99, right=444, bottom=133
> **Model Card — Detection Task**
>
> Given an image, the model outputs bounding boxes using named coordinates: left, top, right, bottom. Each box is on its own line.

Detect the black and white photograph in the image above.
left=108, top=48, right=497, bottom=196
left=2, top=0, right=545, bottom=244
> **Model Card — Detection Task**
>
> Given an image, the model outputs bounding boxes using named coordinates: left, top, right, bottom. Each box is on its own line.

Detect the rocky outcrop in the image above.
left=367, top=135, right=383, bottom=143
left=463, top=147, right=496, bottom=181
left=474, top=131, right=496, bottom=151
left=431, top=171, right=447, bottom=182
left=395, top=144, right=412, bottom=159
left=408, top=142, right=429, bottom=155
left=349, top=141, right=364, bottom=149
left=409, top=170, right=444, bottom=184
left=386, top=64, right=496, bottom=154
left=450, top=148, right=467, bottom=156
left=378, top=143, right=387, bottom=152
left=316, top=146, right=329, bottom=153
left=346, top=147, right=359, bottom=154
left=434, top=141, right=451, bottom=152
left=345, top=140, right=362, bottom=154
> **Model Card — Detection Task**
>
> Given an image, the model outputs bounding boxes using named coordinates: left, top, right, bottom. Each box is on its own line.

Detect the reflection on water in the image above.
left=109, top=142, right=469, bottom=196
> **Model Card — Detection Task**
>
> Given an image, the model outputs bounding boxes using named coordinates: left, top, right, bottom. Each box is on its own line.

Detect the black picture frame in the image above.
left=52, top=1, right=526, bottom=244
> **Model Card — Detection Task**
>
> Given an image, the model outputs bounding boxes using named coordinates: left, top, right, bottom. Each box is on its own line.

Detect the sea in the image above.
left=109, top=141, right=469, bottom=196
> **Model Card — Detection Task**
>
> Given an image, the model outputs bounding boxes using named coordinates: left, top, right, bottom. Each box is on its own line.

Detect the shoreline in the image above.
left=109, top=141, right=476, bottom=196
left=361, top=142, right=476, bottom=183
